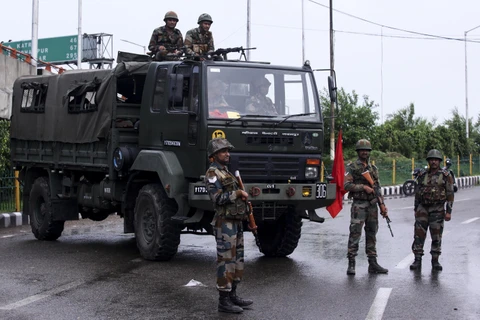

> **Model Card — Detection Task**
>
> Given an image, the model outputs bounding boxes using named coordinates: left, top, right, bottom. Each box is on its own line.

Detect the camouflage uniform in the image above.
left=412, top=169, right=454, bottom=256
left=204, top=162, right=248, bottom=292
left=184, top=27, right=215, bottom=56
left=245, top=94, right=277, bottom=115
left=148, top=26, right=183, bottom=61
left=344, top=159, right=382, bottom=259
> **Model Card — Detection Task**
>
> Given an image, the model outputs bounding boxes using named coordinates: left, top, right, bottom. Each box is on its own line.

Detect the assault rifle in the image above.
left=362, top=171, right=394, bottom=237
left=234, top=170, right=258, bottom=236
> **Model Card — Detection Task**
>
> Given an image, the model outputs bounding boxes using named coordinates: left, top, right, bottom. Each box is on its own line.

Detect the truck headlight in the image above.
left=305, top=166, right=318, bottom=179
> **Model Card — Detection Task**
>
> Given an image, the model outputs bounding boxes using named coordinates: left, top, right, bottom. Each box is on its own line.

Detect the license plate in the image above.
left=315, top=183, right=327, bottom=199
left=194, top=186, right=208, bottom=194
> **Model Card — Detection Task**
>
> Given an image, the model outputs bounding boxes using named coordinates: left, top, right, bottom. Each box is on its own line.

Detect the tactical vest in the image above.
left=189, top=29, right=212, bottom=54
left=348, top=161, right=378, bottom=201
left=209, top=167, right=247, bottom=220
left=417, top=170, right=448, bottom=204
left=155, top=26, right=182, bottom=52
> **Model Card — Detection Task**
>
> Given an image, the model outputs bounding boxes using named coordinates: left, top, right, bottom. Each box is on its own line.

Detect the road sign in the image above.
left=2, top=35, right=78, bottom=64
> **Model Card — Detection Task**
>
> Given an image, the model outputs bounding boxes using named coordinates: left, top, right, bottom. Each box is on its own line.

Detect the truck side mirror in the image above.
left=169, top=74, right=184, bottom=104
left=328, top=76, right=337, bottom=103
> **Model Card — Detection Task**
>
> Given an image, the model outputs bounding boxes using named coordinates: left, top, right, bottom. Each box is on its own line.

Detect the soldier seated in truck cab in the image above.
left=245, top=77, right=278, bottom=116
left=208, top=79, right=239, bottom=118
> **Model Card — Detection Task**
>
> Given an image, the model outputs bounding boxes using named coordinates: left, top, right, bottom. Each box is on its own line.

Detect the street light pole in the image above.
left=464, top=24, right=480, bottom=139
left=120, top=39, right=146, bottom=54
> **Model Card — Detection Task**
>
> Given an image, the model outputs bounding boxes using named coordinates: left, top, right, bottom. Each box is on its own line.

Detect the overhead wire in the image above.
left=307, top=0, right=480, bottom=43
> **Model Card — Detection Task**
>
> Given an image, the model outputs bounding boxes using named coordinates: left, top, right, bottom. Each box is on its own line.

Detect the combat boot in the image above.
left=409, top=255, right=422, bottom=270
left=431, top=255, right=443, bottom=271
left=347, top=258, right=356, bottom=275
left=218, top=291, right=243, bottom=313
left=230, top=283, right=253, bottom=307
left=368, top=257, right=389, bottom=274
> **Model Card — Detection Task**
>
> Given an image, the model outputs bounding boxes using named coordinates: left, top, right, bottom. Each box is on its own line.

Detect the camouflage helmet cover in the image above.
left=198, top=13, right=213, bottom=24
left=426, top=149, right=442, bottom=161
left=355, top=139, right=372, bottom=151
left=208, top=138, right=234, bottom=157
left=164, top=11, right=179, bottom=22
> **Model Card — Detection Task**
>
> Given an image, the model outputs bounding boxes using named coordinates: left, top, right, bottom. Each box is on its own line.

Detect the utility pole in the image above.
left=31, top=0, right=39, bottom=68
left=329, top=0, right=335, bottom=160
left=246, top=0, right=251, bottom=60
left=302, top=0, right=305, bottom=64
left=464, top=24, right=480, bottom=138
left=77, top=0, right=82, bottom=69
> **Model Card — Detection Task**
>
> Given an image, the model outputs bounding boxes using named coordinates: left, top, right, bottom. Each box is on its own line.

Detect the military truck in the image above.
left=10, top=50, right=337, bottom=261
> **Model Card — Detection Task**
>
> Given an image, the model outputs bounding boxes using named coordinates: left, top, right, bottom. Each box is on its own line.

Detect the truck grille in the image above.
left=229, top=153, right=302, bottom=181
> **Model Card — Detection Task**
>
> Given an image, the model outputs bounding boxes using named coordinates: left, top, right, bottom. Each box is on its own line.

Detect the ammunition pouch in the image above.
left=419, top=186, right=446, bottom=205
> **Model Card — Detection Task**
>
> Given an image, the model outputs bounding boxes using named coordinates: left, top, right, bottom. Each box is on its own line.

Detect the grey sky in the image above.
left=1, top=0, right=479, bottom=125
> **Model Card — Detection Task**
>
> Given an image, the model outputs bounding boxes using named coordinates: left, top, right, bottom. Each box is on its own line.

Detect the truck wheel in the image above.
left=29, top=177, right=65, bottom=240
left=402, top=180, right=416, bottom=196
left=134, top=184, right=180, bottom=261
left=255, top=208, right=302, bottom=257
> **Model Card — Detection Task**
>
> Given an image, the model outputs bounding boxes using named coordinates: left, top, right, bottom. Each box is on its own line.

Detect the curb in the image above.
left=1, top=212, right=28, bottom=229
left=342, top=175, right=480, bottom=200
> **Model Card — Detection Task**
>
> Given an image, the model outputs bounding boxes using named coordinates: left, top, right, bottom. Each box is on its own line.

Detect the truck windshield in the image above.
left=206, top=66, right=321, bottom=122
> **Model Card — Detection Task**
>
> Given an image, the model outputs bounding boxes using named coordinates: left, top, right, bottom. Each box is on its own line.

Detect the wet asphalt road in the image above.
left=0, top=187, right=479, bottom=320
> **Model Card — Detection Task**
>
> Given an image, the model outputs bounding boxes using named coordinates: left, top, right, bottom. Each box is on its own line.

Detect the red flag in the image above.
left=326, top=130, right=347, bottom=218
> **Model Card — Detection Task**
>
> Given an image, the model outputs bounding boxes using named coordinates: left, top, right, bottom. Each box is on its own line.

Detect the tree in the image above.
left=320, top=88, right=379, bottom=159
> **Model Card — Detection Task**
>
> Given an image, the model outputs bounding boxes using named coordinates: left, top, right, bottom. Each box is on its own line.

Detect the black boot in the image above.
left=368, top=257, right=388, bottom=274
left=409, top=255, right=422, bottom=270
left=431, top=255, right=443, bottom=271
left=218, top=291, right=243, bottom=313
left=230, top=284, right=253, bottom=307
left=347, top=258, right=355, bottom=275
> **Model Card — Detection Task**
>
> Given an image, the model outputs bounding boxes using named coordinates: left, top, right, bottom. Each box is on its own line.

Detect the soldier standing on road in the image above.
left=204, top=138, right=253, bottom=314
left=410, top=149, right=454, bottom=271
left=148, top=11, right=183, bottom=61
left=344, top=139, right=389, bottom=275
left=184, top=13, right=215, bottom=57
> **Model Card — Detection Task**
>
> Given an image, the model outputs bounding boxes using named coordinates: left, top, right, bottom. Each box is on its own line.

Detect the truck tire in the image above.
left=255, top=208, right=302, bottom=257
left=402, top=180, right=416, bottom=197
left=134, top=184, right=180, bottom=261
left=29, top=177, right=65, bottom=240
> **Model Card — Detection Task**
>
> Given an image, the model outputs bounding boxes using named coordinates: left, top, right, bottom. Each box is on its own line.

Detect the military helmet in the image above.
left=253, top=77, right=271, bottom=88
left=355, top=139, right=372, bottom=151
left=208, top=138, right=234, bottom=157
left=426, top=149, right=442, bottom=161
left=164, top=11, right=179, bottom=22
left=198, top=13, right=213, bottom=24
left=445, top=158, right=452, bottom=167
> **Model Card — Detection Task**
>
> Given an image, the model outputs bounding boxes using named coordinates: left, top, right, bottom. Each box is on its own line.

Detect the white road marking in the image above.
left=461, top=217, right=480, bottom=224
left=398, top=198, right=470, bottom=210
left=0, top=280, right=84, bottom=310
left=395, top=253, right=414, bottom=269
left=365, top=287, right=392, bottom=320
left=1, top=235, right=15, bottom=239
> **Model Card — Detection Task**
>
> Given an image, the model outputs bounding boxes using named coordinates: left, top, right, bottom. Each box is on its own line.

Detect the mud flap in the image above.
left=307, top=209, right=325, bottom=223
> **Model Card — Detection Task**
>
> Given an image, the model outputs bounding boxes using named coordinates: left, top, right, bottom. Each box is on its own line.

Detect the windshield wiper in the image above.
left=275, top=113, right=316, bottom=126
left=226, top=114, right=277, bottom=125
